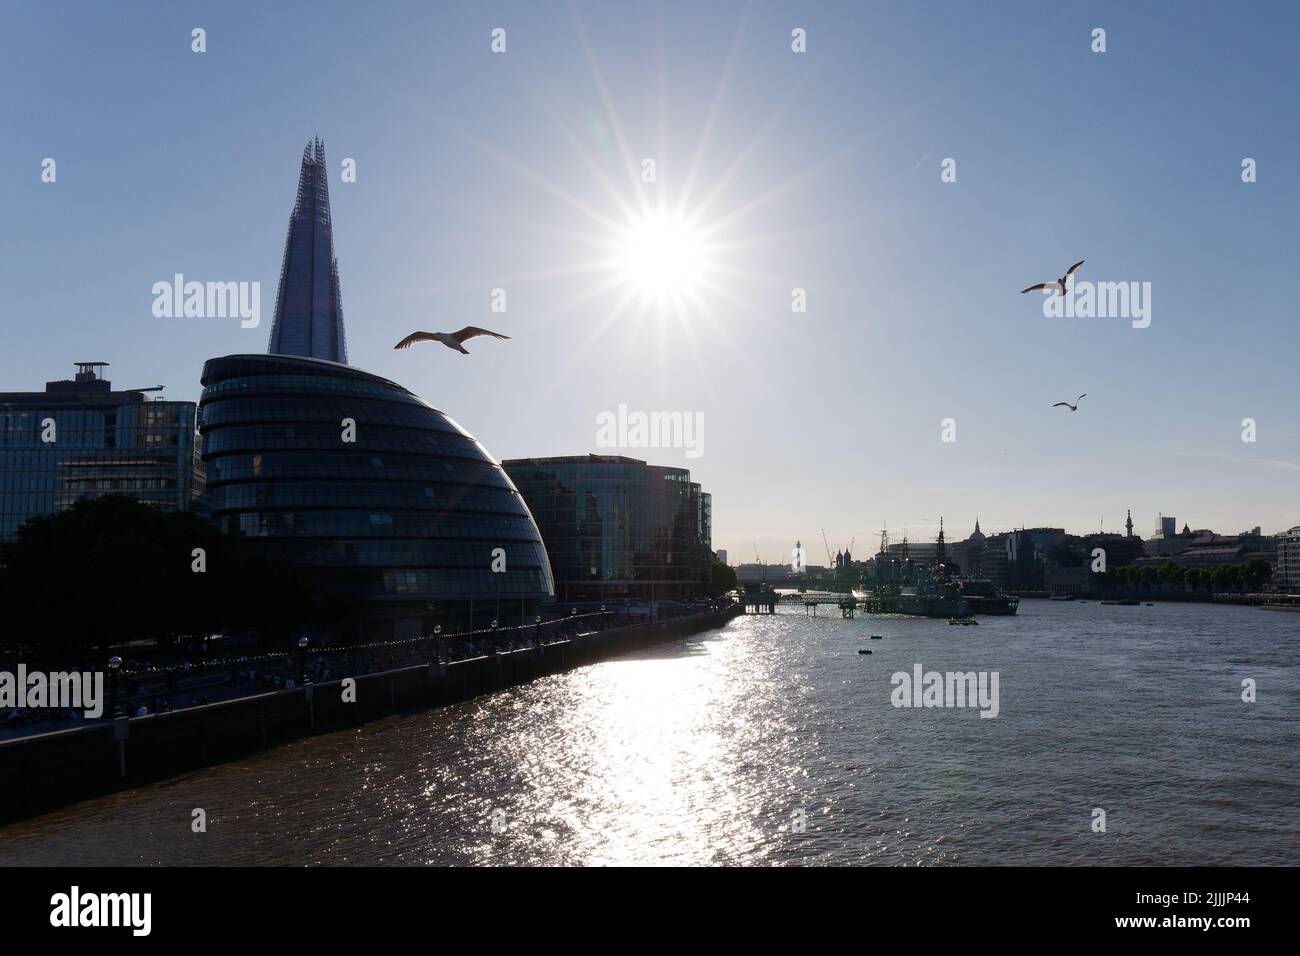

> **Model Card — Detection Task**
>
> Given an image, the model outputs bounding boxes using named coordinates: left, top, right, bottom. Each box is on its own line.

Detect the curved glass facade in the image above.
left=199, top=354, right=553, bottom=638
left=501, top=455, right=712, bottom=605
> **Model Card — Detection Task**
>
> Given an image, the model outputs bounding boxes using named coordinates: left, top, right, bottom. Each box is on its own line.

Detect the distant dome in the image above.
left=969, top=519, right=986, bottom=544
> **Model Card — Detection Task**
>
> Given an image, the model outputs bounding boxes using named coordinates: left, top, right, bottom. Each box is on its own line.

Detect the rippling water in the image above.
left=1, top=601, right=1295, bottom=865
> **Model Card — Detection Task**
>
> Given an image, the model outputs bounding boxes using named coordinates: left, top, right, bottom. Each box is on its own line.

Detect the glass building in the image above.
left=265, top=138, right=348, bottom=364
left=0, top=362, right=204, bottom=547
left=198, top=353, right=554, bottom=639
left=501, top=455, right=713, bottom=605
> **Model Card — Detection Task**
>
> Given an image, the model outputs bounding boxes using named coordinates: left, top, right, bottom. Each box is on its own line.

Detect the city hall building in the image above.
left=198, top=140, right=553, bottom=639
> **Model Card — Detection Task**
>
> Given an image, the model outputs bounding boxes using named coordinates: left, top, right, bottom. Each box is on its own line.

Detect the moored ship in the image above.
left=860, top=518, right=1019, bottom=618
left=896, top=581, right=970, bottom=617
left=958, top=579, right=1020, bottom=615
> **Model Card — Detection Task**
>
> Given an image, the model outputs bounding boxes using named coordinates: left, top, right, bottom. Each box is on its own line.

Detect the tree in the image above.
left=1209, top=564, right=1239, bottom=593
left=701, top=560, right=737, bottom=598
left=0, top=495, right=312, bottom=656
left=1157, top=561, right=1186, bottom=591
left=1243, top=559, right=1272, bottom=591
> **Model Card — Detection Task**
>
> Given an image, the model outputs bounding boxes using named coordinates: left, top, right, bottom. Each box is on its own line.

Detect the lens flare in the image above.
left=616, top=210, right=708, bottom=300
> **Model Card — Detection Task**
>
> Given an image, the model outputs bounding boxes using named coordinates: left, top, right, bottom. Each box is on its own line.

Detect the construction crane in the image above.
left=821, top=529, right=833, bottom=567
left=753, top=542, right=762, bottom=565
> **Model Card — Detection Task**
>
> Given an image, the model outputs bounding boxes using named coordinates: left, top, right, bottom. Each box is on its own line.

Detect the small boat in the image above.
left=857, top=649, right=873, bottom=655
left=1101, top=599, right=1140, bottom=606
left=870, top=634, right=883, bottom=640
left=1049, top=594, right=1075, bottom=601
left=1144, top=603, right=1154, bottom=607
left=948, top=616, right=978, bottom=626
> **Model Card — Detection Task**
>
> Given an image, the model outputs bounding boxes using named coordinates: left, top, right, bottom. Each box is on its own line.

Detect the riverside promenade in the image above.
left=0, top=604, right=741, bottom=824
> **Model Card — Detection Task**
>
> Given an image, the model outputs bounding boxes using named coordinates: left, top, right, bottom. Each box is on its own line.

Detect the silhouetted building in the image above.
left=1133, top=528, right=1274, bottom=571
left=1084, top=531, right=1145, bottom=568
left=981, top=533, right=1011, bottom=585
left=266, top=139, right=348, bottom=364
left=1277, top=527, right=1300, bottom=592
left=501, top=454, right=713, bottom=605
left=944, top=519, right=987, bottom=578
left=0, top=362, right=204, bottom=546
left=1007, top=528, right=1066, bottom=588
left=198, top=354, right=553, bottom=638
left=197, top=141, right=551, bottom=638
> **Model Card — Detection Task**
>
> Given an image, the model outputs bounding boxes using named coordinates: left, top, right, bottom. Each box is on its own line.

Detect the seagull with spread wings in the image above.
left=393, top=327, right=511, bottom=355
left=1021, top=259, right=1085, bottom=297
left=1053, top=393, right=1087, bottom=412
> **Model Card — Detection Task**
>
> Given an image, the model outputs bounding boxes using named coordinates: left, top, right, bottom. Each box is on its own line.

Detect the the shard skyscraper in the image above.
left=266, top=138, right=348, bottom=364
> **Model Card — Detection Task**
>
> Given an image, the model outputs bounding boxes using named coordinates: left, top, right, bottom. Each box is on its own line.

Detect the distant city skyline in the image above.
left=734, top=513, right=1282, bottom=568
left=3, top=1, right=1297, bottom=562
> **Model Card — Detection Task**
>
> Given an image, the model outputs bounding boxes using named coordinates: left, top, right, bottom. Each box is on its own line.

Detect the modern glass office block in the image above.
left=501, top=455, right=714, bottom=605
left=0, top=363, right=203, bottom=546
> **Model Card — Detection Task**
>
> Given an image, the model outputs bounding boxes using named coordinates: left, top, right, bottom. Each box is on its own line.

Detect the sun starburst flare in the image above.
left=614, top=209, right=713, bottom=302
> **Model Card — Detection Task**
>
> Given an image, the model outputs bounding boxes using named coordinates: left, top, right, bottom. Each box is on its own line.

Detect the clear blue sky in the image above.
left=2, top=0, right=1296, bottom=561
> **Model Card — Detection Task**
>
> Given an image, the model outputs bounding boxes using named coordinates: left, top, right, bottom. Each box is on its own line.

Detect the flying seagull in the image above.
left=393, top=327, right=511, bottom=355
left=1021, top=259, right=1085, bottom=296
left=1053, top=393, right=1087, bottom=412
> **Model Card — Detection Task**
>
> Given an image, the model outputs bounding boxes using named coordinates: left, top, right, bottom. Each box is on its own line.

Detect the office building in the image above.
left=501, top=454, right=713, bottom=605
left=0, top=362, right=203, bottom=546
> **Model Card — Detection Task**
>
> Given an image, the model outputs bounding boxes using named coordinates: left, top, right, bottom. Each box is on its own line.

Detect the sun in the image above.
left=615, top=209, right=709, bottom=301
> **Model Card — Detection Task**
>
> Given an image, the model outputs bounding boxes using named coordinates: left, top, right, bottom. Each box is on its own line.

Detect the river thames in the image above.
left=0, top=601, right=1295, bottom=866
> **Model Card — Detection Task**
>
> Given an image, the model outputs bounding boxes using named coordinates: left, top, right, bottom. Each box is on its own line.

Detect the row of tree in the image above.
left=1094, top=560, right=1272, bottom=593
left=0, top=495, right=361, bottom=657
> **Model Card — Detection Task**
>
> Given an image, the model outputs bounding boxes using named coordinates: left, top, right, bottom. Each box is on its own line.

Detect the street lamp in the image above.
left=107, top=655, right=122, bottom=718
left=297, top=637, right=308, bottom=686
left=601, top=604, right=607, bottom=629
left=434, top=624, right=442, bottom=663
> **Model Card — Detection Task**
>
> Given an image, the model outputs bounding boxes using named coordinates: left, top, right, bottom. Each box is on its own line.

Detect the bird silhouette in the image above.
left=1053, top=393, right=1087, bottom=412
left=1022, top=260, right=1085, bottom=296
left=393, top=327, right=511, bottom=355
